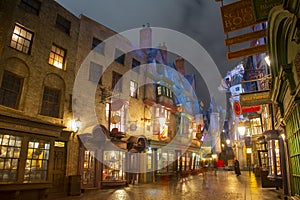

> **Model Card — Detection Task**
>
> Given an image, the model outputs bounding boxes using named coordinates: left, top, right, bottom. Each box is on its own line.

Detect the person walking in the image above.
left=234, top=157, right=241, bottom=176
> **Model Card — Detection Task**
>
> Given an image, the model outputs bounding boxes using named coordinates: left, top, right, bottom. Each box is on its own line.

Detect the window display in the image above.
left=82, top=150, right=95, bottom=185
left=0, top=134, right=22, bottom=182
left=24, top=139, right=50, bottom=182
left=102, top=150, right=125, bottom=181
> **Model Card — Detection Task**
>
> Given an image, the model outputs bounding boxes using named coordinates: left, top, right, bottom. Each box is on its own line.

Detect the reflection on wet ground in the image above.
left=55, top=171, right=284, bottom=200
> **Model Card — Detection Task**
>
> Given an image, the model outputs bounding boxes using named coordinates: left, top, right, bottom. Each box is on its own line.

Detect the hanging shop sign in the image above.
left=225, top=29, right=266, bottom=46
left=242, top=105, right=261, bottom=113
left=111, top=99, right=124, bottom=111
left=227, top=44, right=268, bottom=61
left=220, top=0, right=256, bottom=34
left=252, top=0, right=283, bottom=22
left=240, top=91, right=271, bottom=106
left=233, top=100, right=241, bottom=116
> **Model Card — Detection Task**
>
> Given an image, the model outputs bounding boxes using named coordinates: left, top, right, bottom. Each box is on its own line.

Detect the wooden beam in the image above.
left=225, top=29, right=267, bottom=46
left=227, top=44, right=268, bottom=60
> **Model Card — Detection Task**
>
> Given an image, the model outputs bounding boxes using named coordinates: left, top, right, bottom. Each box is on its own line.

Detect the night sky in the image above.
left=55, top=0, right=242, bottom=108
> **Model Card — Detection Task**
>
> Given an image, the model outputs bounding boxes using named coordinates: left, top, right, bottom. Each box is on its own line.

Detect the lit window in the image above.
left=0, top=71, right=23, bottom=109
left=56, top=14, right=71, bottom=34
left=91, top=37, right=105, bottom=54
left=10, top=24, right=33, bottom=54
left=130, top=80, right=138, bottom=98
left=40, top=87, right=60, bottom=118
left=20, top=0, right=41, bottom=15
left=48, top=44, right=65, bottom=69
left=114, top=49, right=125, bottom=65
left=0, top=134, right=23, bottom=182
left=157, top=85, right=162, bottom=95
left=24, top=139, right=50, bottom=182
left=89, top=62, right=103, bottom=85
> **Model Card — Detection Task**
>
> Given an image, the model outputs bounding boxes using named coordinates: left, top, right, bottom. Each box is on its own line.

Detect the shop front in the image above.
left=0, top=113, right=66, bottom=200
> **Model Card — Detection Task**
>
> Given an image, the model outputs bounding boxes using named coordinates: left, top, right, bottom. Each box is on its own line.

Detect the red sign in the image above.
left=111, top=99, right=124, bottom=111
left=242, top=105, right=261, bottom=113
left=233, top=101, right=241, bottom=116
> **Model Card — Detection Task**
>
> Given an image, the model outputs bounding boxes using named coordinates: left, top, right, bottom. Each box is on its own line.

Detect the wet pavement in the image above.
left=54, top=170, right=284, bottom=200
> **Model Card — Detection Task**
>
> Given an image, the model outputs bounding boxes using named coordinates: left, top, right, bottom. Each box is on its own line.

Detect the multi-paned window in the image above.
left=10, top=24, right=33, bottom=54
left=130, top=80, right=138, bottom=98
left=157, top=83, right=173, bottom=98
left=48, top=44, right=65, bottom=69
left=24, top=139, right=50, bottom=182
left=55, top=14, right=71, bottom=34
left=20, top=0, right=41, bottom=15
left=89, top=62, right=103, bottom=85
left=132, top=58, right=140, bottom=73
left=0, top=134, right=23, bottom=182
left=114, top=49, right=125, bottom=65
left=112, top=71, right=122, bottom=92
left=91, top=37, right=105, bottom=55
left=0, top=71, right=23, bottom=109
left=40, top=87, right=60, bottom=118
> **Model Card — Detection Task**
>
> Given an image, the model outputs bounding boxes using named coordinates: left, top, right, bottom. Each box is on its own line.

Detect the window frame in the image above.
left=19, top=0, right=41, bottom=15
left=10, top=24, right=34, bottom=54
left=89, top=62, right=103, bottom=85
left=0, top=71, right=23, bottom=109
left=112, top=71, right=122, bottom=92
left=132, top=58, right=141, bottom=73
left=55, top=14, right=71, bottom=34
left=91, top=37, right=105, bottom=55
left=114, top=49, right=125, bottom=65
left=130, top=80, right=138, bottom=98
left=40, top=86, right=61, bottom=118
left=48, top=44, right=66, bottom=69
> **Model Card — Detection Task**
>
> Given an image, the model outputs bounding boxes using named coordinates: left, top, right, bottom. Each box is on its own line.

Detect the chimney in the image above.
left=139, top=23, right=152, bottom=48
left=175, top=56, right=185, bottom=75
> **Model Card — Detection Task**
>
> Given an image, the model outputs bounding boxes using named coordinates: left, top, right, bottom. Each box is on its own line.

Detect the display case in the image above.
left=264, top=130, right=282, bottom=189
left=102, top=150, right=125, bottom=181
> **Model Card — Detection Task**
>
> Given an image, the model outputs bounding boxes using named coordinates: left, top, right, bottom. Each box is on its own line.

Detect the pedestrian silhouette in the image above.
left=234, top=157, right=241, bottom=176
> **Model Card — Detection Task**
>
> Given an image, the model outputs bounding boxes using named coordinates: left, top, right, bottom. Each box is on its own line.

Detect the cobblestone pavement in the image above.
left=54, top=171, right=284, bottom=200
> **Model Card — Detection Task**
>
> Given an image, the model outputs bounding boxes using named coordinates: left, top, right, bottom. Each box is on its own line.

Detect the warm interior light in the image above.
left=238, top=126, right=246, bottom=136
left=264, top=55, right=270, bottom=66
left=246, top=148, right=252, bottom=154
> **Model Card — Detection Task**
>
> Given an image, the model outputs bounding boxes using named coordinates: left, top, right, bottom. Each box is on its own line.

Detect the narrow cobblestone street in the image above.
left=54, top=170, right=284, bottom=200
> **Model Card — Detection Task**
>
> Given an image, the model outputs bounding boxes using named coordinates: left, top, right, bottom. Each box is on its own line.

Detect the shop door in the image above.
left=82, top=150, right=96, bottom=188
left=52, top=142, right=67, bottom=193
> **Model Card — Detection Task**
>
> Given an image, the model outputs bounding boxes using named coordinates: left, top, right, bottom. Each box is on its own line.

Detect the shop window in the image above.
left=109, top=103, right=126, bottom=132
left=112, top=71, right=122, bottom=92
left=91, top=37, right=105, bottom=54
left=55, top=14, right=71, bottom=34
left=0, top=71, right=23, bottom=109
left=40, top=87, right=61, bottom=118
left=24, top=139, right=50, bottom=182
left=48, top=44, right=66, bottom=69
left=0, top=134, right=22, bottom=182
left=10, top=24, right=33, bottom=54
left=82, top=150, right=95, bottom=185
left=20, top=0, right=41, bottom=15
left=157, top=150, right=174, bottom=173
left=89, top=62, right=102, bottom=85
left=132, top=58, right=140, bottom=73
left=103, top=151, right=125, bottom=181
left=130, top=80, right=138, bottom=98
left=114, top=49, right=125, bottom=65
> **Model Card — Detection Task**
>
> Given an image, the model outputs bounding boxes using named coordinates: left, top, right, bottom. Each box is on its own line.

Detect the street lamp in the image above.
left=226, top=139, right=230, bottom=145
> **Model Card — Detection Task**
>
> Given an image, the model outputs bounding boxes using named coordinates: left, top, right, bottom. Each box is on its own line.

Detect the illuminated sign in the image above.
left=240, top=91, right=271, bottom=106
